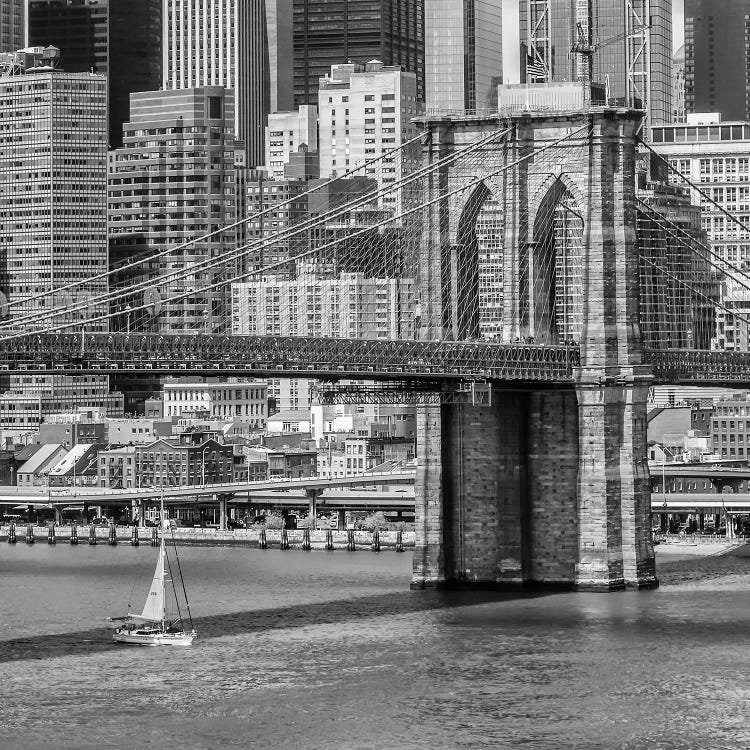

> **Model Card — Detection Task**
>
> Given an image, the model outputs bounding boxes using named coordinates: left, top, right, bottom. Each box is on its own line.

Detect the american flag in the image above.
left=526, top=55, right=547, bottom=80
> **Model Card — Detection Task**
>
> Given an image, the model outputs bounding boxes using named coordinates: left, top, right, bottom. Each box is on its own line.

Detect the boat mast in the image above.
left=160, top=495, right=167, bottom=630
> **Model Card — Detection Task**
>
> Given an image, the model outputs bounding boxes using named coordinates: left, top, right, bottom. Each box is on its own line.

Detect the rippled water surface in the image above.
left=2, top=543, right=750, bottom=749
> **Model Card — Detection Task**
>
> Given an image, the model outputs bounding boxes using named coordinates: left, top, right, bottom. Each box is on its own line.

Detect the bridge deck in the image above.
left=0, top=333, right=580, bottom=382
left=2, top=335, right=750, bottom=385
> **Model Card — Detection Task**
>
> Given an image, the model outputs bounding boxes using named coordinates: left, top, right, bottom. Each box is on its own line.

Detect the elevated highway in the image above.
left=0, top=470, right=417, bottom=507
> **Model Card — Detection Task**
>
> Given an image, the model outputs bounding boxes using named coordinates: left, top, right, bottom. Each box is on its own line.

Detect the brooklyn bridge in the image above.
left=1, top=104, right=747, bottom=591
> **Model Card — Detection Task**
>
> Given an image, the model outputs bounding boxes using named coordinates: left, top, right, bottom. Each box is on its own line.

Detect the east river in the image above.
left=1, top=544, right=750, bottom=749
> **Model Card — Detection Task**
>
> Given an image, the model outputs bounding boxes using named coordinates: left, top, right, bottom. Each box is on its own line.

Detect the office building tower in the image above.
left=651, top=115, right=749, bottom=349
left=318, top=62, right=423, bottom=207
left=0, top=46, right=108, bottom=328
left=265, top=105, right=318, bottom=178
left=519, top=0, right=672, bottom=125
left=293, top=0, right=424, bottom=107
left=265, top=0, right=294, bottom=113
left=684, top=0, right=750, bottom=121
left=425, top=0, right=503, bottom=110
left=27, top=0, right=161, bottom=148
left=0, top=46, right=118, bottom=413
left=164, top=0, right=293, bottom=167
left=108, top=87, right=238, bottom=334
left=0, top=0, right=24, bottom=52
left=672, top=44, right=685, bottom=123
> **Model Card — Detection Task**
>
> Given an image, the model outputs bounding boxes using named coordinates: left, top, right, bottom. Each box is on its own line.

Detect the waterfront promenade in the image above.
left=0, top=523, right=415, bottom=550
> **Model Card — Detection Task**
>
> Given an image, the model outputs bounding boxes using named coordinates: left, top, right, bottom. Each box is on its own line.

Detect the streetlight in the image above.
left=660, top=443, right=679, bottom=533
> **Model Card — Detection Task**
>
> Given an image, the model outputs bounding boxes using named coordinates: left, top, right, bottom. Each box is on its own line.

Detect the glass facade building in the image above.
left=425, top=0, right=503, bottom=111
left=293, top=0, right=424, bottom=106
left=684, top=0, right=750, bottom=122
left=0, top=0, right=24, bottom=53
left=519, top=0, right=673, bottom=125
left=672, top=44, right=685, bottom=123
left=164, top=0, right=293, bottom=168
left=27, top=0, right=162, bottom=148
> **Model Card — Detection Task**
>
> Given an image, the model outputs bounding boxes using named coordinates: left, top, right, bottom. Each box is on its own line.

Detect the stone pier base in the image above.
left=411, top=380, right=657, bottom=592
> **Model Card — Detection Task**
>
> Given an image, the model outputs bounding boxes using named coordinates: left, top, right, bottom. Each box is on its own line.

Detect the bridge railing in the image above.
left=0, top=332, right=581, bottom=382
left=645, top=348, right=750, bottom=385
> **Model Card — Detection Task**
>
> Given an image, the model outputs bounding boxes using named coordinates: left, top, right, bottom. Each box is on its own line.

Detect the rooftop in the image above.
left=48, top=444, right=92, bottom=476
left=17, top=443, right=63, bottom=475
left=268, top=410, right=312, bottom=422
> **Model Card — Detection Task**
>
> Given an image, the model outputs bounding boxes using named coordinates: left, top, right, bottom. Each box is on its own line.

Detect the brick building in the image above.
left=134, top=438, right=235, bottom=488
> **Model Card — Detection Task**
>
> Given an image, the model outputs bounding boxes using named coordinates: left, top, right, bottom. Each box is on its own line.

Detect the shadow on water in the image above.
left=3, top=546, right=749, bottom=664
left=0, top=588, right=548, bottom=664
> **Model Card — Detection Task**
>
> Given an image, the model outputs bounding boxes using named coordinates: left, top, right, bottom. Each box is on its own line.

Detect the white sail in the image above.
left=139, top=544, right=166, bottom=622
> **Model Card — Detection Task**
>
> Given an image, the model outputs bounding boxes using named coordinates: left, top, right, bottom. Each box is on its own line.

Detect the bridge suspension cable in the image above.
left=639, top=137, right=750, bottom=240
left=0, top=126, right=513, bottom=336
left=1, top=131, right=427, bottom=315
left=636, top=195, right=750, bottom=350
left=1, top=123, right=592, bottom=346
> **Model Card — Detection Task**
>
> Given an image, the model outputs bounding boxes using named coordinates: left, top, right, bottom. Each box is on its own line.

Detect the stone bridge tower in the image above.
left=412, top=108, right=657, bottom=591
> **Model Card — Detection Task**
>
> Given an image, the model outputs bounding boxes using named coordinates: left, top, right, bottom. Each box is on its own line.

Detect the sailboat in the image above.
left=111, top=500, right=197, bottom=646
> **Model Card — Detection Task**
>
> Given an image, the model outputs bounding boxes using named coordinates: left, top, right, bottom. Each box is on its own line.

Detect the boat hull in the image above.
left=113, top=629, right=196, bottom=647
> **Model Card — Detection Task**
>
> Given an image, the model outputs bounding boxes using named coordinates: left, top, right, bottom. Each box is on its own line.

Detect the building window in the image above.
left=208, top=96, right=222, bottom=119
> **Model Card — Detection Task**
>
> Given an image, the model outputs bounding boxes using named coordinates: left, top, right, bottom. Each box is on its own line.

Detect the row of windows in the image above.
left=654, top=124, right=750, bottom=143
left=165, top=388, right=265, bottom=400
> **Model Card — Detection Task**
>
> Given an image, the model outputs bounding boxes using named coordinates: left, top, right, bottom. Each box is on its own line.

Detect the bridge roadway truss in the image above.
left=5, top=334, right=750, bottom=388
left=646, top=349, right=750, bottom=387
left=0, top=332, right=580, bottom=384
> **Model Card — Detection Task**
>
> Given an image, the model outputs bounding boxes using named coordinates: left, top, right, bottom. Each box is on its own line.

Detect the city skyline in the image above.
left=0, top=3, right=748, bottom=747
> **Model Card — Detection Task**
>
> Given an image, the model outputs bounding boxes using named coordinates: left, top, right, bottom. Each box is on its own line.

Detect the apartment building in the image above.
left=162, top=379, right=268, bottom=428
left=317, top=61, right=423, bottom=209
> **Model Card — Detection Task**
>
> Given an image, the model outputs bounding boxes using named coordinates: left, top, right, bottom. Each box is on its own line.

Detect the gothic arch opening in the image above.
left=451, top=182, right=505, bottom=341
left=528, top=179, right=585, bottom=344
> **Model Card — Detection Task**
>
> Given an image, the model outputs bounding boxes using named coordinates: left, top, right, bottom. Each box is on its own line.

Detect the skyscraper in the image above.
left=293, top=0, right=425, bottom=106
left=0, top=0, right=24, bottom=52
left=27, top=0, right=162, bottom=148
left=672, top=44, right=685, bottom=122
left=684, top=0, right=750, bottom=121
left=519, top=0, right=673, bottom=125
left=318, top=62, right=423, bottom=210
left=0, top=46, right=118, bottom=416
left=0, top=47, right=108, bottom=329
left=425, top=0, right=503, bottom=110
left=164, top=0, right=293, bottom=167
left=108, top=87, right=239, bottom=334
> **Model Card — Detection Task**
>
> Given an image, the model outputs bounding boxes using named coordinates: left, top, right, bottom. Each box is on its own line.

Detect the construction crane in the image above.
left=571, top=21, right=651, bottom=96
